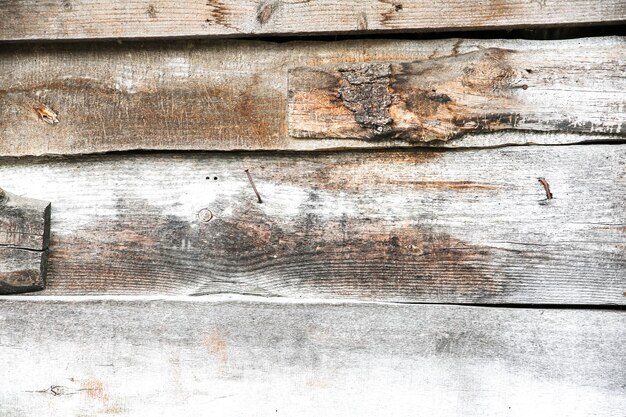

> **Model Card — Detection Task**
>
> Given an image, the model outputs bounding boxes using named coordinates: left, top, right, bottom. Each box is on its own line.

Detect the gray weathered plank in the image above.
left=1, top=0, right=625, bottom=41
left=0, top=144, right=624, bottom=303
left=0, top=299, right=624, bottom=416
left=0, top=188, right=50, bottom=294
left=1, top=37, right=625, bottom=156
left=289, top=48, right=626, bottom=141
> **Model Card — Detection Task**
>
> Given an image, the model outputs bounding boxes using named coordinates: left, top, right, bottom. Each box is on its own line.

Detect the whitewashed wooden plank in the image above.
left=0, top=144, right=624, bottom=303
left=0, top=299, right=624, bottom=417
left=1, top=37, right=625, bottom=156
left=1, top=0, right=624, bottom=41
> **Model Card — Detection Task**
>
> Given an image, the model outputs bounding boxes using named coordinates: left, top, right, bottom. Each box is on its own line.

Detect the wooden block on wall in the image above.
left=0, top=188, right=51, bottom=294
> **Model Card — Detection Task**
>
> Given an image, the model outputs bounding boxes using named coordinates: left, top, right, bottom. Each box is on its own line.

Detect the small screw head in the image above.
left=197, top=208, right=213, bottom=223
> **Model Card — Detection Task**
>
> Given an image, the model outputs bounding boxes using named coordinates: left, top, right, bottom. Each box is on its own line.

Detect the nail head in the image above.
left=198, top=208, right=213, bottom=223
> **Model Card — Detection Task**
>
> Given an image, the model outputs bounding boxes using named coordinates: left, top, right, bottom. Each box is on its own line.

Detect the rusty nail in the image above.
left=198, top=208, right=213, bottom=223
left=537, top=177, right=553, bottom=200
left=245, top=169, right=263, bottom=204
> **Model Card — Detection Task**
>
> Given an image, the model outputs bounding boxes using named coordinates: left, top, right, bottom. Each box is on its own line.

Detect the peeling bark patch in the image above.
left=338, top=63, right=393, bottom=135
left=205, top=333, right=229, bottom=364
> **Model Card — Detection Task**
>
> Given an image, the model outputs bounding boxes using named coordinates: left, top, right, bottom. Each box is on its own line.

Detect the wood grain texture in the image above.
left=0, top=188, right=50, bottom=294
left=1, top=0, right=625, bottom=41
left=0, top=144, right=624, bottom=303
left=0, top=299, right=624, bottom=416
left=289, top=48, right=626, bottom=141
left=1, top=37, right=625, bottom=156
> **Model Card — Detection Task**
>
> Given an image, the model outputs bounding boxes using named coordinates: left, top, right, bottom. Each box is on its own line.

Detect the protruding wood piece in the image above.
left=288, top=48, right=626, bottom=142
left=0, top=187, right=51, bottom=294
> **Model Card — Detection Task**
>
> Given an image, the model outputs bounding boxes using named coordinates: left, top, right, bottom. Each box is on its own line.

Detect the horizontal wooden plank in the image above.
left=0, top=144, right=624, bottom=303
left=0, top=188, right=50, bottom=294
left=289, top=48, right=626, bottom=141
left=1, top=37, right=625, bottom=156
left=0, top=299, right=624, bottom=416
left=1, top=0, right=625, bottom=41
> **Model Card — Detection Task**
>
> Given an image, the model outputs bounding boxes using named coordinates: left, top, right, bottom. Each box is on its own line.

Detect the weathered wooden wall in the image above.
left=1, top=1, right=625, bottom=415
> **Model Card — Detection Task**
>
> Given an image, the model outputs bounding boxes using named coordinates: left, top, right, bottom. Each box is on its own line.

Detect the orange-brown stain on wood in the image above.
left=205, top=0, right=236, bottom=29
left=80, top=378, right=110, bottom=402
left=2, top=73, right=283, bottom=150
left=80, top=378, right=125, bottom=414
left=205, top=333, right=229, bottom=364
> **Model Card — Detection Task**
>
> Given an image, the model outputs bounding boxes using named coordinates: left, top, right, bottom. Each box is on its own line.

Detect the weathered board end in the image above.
left=0, top=188, right=51, bottom=294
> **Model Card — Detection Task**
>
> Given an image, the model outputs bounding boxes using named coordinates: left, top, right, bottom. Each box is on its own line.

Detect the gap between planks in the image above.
left=0, top=295, right=624, bottom=311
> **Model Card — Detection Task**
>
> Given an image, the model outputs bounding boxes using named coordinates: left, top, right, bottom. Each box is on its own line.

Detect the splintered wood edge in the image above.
left=0, top=188, right=51, bottom=294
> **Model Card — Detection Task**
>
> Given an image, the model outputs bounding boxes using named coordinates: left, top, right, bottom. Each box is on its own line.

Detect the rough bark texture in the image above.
left=1, top=0, right=624, bottom=41
left=289, top=47, right=626, bottom=141
left=1, top=37, right=625, bottom=156
left=0, top=144, right=624, bottom=304
left=0, top=299, right=624, bottom=417
left=0, top=188, right=50, bottom=294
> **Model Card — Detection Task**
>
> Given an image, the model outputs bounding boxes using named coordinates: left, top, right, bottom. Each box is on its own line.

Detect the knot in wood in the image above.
left=0, top=188, right=5, bottom=205
left=338, top=63, right=393, bottom=135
